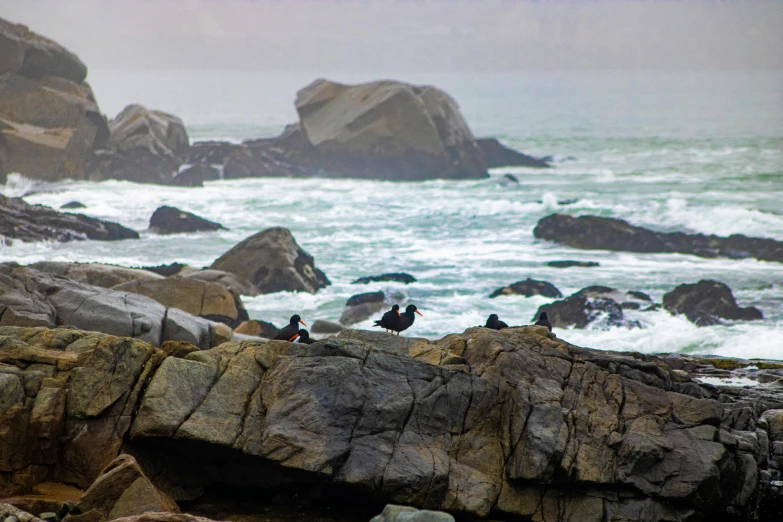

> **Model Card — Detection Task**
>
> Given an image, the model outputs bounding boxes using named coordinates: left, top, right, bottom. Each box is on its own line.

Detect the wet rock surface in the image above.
left=148, top=206, right=225, bottom=235
left=339, top=291, right=387, bottom=325
left=663, top=280, right=764, bottom=326
left=547, top=260, right=600, bottom=268
left=476, top=137, right=550, bottom=168
left=351, top=273, right=417, bottom=285
left=489, top=278, right=562, bottom=298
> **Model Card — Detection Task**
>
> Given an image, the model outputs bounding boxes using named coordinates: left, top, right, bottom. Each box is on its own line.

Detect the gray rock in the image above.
left=663, top=280, right=763, bottom=326
left=340, top=291, right=386, bottom=325
left=28, top=262, right=163, bottom=288
left=310, top=320, right=343, bottom=334
left=489, top=278, right=562, bottom=298
left=180, top=269, right=260, bottom=297
left=370, top=504, right=455, bottom=522
left=148, top=206, right=226, bottom=235
left=173, top=164, right=219, bottom=187
left=0, top=373, right=24, bottom=413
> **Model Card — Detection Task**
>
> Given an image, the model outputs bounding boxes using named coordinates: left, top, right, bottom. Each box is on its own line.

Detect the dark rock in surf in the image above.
left=489, top=278, right=562, bottom=299
left=547, top=260, right=600, bottom=268
left=311, top=319, right=344, bottom=334
left=60, top=201, right=86, bottom=209
left=534, top=294, right=639, bottom=330
left=534, top=214, right=783, bottom=264
left=352, top=273, right=417, bottom=285
left=574, top=286, right=653, bottom=310
left=0, top=195, right=138, bottom=242
left=477, top=137, right=551, bottom=168
left=148, top=205, right=226, bottom=235
left=173, top=164, right=219, bottom=187
left=340, top=291, right=387, bottom=325
left=663, top=280, right=763, bottom=326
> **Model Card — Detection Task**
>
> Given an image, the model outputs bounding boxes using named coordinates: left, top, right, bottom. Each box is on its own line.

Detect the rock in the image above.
left=138, top=263, right=187, bottom=277
left=87, top=105, right=188, bottom=184
left=351, top=273, right=417, bottom=285
left=62, top=454, right=178, bottom=522
left=112, top=278, right=240, bottom=327
left=172, top=164, right=219, bottom=187
left=489, top=278, right=562, bottom=298
left=179, top=270, right=260, bottom=297
left=0, top=196, right=138, bottom=243
left=310, top=320, right=343, bottom=334
left=663, top=280, right=763, bottom=326
left=0, top=482, right=81, bottom=519
left=59, top=202, right=85, bottom=210
left=535, top=292, right=641, bottom=329
left=547, top=260, right=600, bottom=268
left=0, top=18, right=87, bottom=82
left=370, top=504, right=455, bottom=522
left=183, top=140, right=309, bottom=180
left=37, top=514, right=57, bottom=522
left=574, top=286, right=653, bottom=310
left=476, top=137, right=550, bottom=168
left=339, top=291, right=386, bottom=325
left=0, top=503, right=45, bottom=522
left=288, top=78, right=487, bottom=180
left=534, top=214, right=783, bottom=264
left=148, top=206, right=225, bottom=235
left=233, top=320, right=278, bottom=339
left=209, top=227, right=330, bottom=294
left=27, top=262, right=163, bottom=289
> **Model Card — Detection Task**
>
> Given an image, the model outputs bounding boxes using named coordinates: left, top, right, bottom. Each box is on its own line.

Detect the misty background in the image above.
left=4, top=0, right=783, bottom=72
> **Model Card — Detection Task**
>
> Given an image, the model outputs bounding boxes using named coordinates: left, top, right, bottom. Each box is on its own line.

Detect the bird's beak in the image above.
left=396, top=310, right=400, bottom=316
left=288, top=333, right=299, bottom=341
left=415, top=310, right=423, bottom=317
left=299, top=320, right=307, bottom=326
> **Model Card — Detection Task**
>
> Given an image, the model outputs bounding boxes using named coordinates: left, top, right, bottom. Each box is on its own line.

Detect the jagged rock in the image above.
left=547, top=260, right=600, bottom=268
left=534, top=214, right=783, bottom=263
left=535, top=291, right=641, bottom=330
left=59, top=201, right=85, bottom=210
left=663, top=280, right=763, bottom=326
left=27, top=262, right=163, bottom=289
left=370, top=504, right=454, bottom=522
left=476, top=137, right=550, bottom=168
left=209, top=227, right=330, bottom=294
left=148, top=206, right=225, bottom=235
left=489, top=278, right=562, bottom=298
left=288, top=78, right=487, bottom=180
left=574, top=286, right=653, bottom=310
left=233, top=320, right=278, bottom=339
left=0, top=196, right=138, bottom=243
left=351, top=273, right=417, bottom=285
left=179, top=270, right=260, bottom=298
left=172, top=164, right=219, bottom=187
left=339, top=291, right=386, bottom=325
left=62, top=454, right=178, bottom=522
left=310, top=320, right=343, bottom=334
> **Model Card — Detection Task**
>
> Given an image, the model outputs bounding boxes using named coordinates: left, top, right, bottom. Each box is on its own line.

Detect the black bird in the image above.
left=534, top=312, right=552, bottom=332
left=274, top=314, right=307, bottom=341
left=297, top=329, right=316, bottom=344
left=374, top=304, right=401, bottom=333
left=391, top=304, right=423, bottom=335
left=485, top=314, right=508, bottom=330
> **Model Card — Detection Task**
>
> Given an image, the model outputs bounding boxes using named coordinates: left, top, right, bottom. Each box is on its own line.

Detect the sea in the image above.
left=1, top=70, right=782, bottom=359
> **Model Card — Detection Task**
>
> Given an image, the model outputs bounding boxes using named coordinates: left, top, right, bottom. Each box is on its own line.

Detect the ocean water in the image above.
left=2, top=70, right=782, bottom=359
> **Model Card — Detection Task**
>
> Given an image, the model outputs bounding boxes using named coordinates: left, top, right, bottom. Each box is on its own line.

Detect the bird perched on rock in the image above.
left=374, top=304, right=401, bottom=333
left=534, top=312, right=552, bottom=332
left=274, top=314, right=307, bottom=341
left=297, top=329, right=316, bottom=344
left=391, top=304, right=423, bottom=335
left=484, top=314, right=508, bottom=330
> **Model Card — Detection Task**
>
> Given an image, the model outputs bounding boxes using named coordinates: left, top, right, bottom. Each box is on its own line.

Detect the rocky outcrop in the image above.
left=209, top=227, right=330, bottom=294
left=27, top=262, right=163, bottom=289
left=0, top=18, right=108, bottom=183
left=179, top=269, right=260, bottom=297
left=534, top=214, right=783, bottom=263
left=0, top=196, right=138, bottom=243
left=172, top=164, right=219, bottom=187
left=574, top=286, right=653, bottom=310
left=87, top=105, right=188, bottom=184
left=663, top=280, right=763, bottom=326
left=182, top=140, right=308, bottom=180
left=476, top=138, right=550, bottom=168
left=287, top=78, right=487, bottom=180
left=148, top=206, right=225, bottom=235
left=489, top=278, right=562, bottom=298
left=352, top=273, right=417, bottom=285
left=339, top=291, right=386, bottom=325
left=534, top=286, right=646, bottom=329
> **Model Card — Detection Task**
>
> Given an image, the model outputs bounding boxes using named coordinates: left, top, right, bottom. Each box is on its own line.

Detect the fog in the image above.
left=4, top=0, right=782, bottom=71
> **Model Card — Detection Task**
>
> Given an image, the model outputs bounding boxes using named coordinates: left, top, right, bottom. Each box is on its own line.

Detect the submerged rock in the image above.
left=148, top=205, right=225, bottom=235
left=547, top=260, right=600, bottom=268
left=663, top=280, right=763, bottom=326
left=0, top=195, right=138, bottom=242
left=489, top=278, right=562, bottom=298
left=351, top=272, right=417, bottom=285
left=60, top=201, right=86, bottom=209
left=534, top=213, right=783, bottom=263
left=476, top=137, right=550, bottom=168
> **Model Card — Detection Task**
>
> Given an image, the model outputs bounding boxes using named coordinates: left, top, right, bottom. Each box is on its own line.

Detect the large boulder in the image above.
left=288, top=78, right=487, bottom=180
left=27, top=262, right=163, bottom=289
left=172, top=164, right=219, bottom=187
left=148, top=206, right=225, bottom=235
left=182, top=140, right=308, bottom=180
left=534, top=214, right=783, bottom=263
left=179, top=269, right=260, bottom=297
left=489, top=278, right=562, bottom=298
left=534, top=287, right=644, bottom=330
left=0, top=18, right=87, bottom=82
left=0, top=195, right=138, bottom=243
left=209, top=227, right=330, bottom=294
left=663, top=280, right=763, bottom=326
left=476, top=138, right=550, bottom=168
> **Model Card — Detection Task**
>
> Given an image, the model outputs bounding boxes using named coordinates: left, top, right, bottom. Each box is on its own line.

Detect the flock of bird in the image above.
left=272, top=307, right=552, bottom=343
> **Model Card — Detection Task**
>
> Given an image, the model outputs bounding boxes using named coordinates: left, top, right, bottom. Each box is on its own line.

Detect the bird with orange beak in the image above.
left=274, top=314, right=307, bottom=341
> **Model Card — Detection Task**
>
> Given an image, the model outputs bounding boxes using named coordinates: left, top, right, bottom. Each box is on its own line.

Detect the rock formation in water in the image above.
left=476, top=137, right=551, bottom=168
left=148, top=206, right=226, bottom=235
left=534, top=214, right=783, bottom=263
left=489, top=278, right=562, bottom=298
left=663, top=280, right=763, bottom=326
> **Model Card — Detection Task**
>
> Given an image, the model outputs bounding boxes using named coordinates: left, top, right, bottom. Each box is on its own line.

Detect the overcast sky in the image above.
left=4, top=0, right=782, bottom=71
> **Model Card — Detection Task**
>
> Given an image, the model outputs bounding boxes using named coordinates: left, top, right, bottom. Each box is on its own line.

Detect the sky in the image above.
left=4, top=0, right=782, bottom=71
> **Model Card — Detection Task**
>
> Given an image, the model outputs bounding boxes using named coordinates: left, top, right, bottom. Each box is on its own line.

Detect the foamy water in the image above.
left=1, top=70, right=781, bottom=358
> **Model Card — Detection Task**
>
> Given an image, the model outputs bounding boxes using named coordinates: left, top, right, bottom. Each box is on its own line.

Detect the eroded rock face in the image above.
left=0, top=196, right=138, bottom=243
left=489, top=278, right=562, bottom=299
left=534, top=214, right=783, bottom=263
left=209, top=227, right=330, bottom=294
left=148, top=206, right=225, bottom=235
left=663, top=280, right=763, bottom=326
left=28, top=262, right=163, bottom=289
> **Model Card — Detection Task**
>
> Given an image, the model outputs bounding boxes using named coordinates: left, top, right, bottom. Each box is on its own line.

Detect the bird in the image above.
left=274, top=314, right=307, bottom=341
left=374, top=304, right=401, bottom=333
left=391, top=304, right=423, bottom=335
left=484, top=314, right=508, bottom=330
left=297, top=329, right=316, bottom=344
left=534, top=312, right=552, bottom=332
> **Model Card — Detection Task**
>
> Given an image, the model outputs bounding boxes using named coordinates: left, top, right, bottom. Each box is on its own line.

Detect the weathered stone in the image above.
left=172, top=164, right=219, bottom=187
left=340, top=291, right=386, bottom=325
left=370, top=504, right=455, bottom=522
left=352, top=273, right=417, bottom=285
left=27, top=262, right=162, bottom=289
left=0, top=18, right=87, bottom=82
left=147, top=206, right=225, bottom=235
left=233, top=320, right=277, bottom=339
left=310, top=320, right=343, bottom=334
left=663, top=280, right=763, bottom=326
left=489, top=278, right=562, bottom=298
left=476, top=137, right=550, bottom=168
left=179, top=269, right=260, bottom=298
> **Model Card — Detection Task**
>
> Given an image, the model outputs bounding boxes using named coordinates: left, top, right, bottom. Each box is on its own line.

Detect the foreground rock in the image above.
left=476, top=138, right=550, bottom=168
left=352, top=272, right=417, bottom=285
left=489, top=278, right=562, bottom=298
left=535, top=214, right=783, bottom=263
left=0, top=195, right=138, bottom=242
left=233, top=320, right=278, bottom=339
left=27, top=262, right=162, bottom=288
left=148, top=206, right=225, bottom=235
left=210, top=227, right=330, bottom=294
left=4, top=324, right=783, bottom=520
left=371, top=505, right=454, bottom=522
left=339, top=291, right=386, bottom=325
left=663, top=280, right=763, bottom=326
